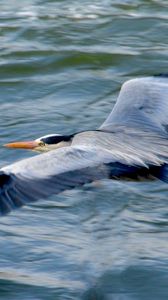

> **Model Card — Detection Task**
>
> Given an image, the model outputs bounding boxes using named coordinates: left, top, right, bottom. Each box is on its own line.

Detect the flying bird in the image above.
left=1, top=75, right=168, bottom=215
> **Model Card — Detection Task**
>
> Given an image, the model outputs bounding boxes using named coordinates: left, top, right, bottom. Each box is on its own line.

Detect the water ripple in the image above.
left=0, top=0, right=168, bottom=299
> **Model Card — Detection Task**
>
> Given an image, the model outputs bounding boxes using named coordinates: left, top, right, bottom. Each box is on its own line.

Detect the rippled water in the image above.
left=0, top=0, right=168, bottom=299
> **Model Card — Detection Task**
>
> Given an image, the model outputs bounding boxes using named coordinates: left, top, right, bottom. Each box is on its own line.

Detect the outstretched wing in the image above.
left=0, top=144, right=146, bottom=215
left=100, top=75, right=168, bottom=133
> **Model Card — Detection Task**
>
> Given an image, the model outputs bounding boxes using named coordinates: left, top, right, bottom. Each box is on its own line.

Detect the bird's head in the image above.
left=4, top=134, right=73, bottom=152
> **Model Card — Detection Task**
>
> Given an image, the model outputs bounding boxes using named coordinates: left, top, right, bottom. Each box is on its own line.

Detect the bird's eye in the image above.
left=39, top=141, right=45, bottom=147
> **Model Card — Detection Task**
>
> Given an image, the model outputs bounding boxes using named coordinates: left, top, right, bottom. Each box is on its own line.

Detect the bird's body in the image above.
left=1, top=75, right=168, bottom=215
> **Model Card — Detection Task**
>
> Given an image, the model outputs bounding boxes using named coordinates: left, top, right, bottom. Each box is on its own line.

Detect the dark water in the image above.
left=0, top=0, right=168, bottom=299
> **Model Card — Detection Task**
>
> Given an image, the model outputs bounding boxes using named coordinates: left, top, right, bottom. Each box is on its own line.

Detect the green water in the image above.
left=0, top=0, right=168, bottom=299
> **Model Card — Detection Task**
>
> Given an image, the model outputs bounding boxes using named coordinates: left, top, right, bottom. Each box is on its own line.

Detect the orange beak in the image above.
left=4, top=140, right=39, bottom=150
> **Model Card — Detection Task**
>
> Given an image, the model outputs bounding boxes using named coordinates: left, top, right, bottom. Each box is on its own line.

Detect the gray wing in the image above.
left=100, top=75, right=168, bottom=133
left=0, top=144, right=145, bottom=215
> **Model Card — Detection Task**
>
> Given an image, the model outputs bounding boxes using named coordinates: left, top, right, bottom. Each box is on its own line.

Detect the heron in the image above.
left=1, top=75, right=168, bottom=215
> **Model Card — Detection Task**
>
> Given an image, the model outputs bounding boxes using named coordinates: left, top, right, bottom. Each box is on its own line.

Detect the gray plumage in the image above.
left=1, top=75, right=168, bottom=215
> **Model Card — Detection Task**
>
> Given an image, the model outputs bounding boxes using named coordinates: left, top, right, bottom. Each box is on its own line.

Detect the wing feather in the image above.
left=0, top=144, right=151, bottom=215
left=100, top=75, right=168, bottom=133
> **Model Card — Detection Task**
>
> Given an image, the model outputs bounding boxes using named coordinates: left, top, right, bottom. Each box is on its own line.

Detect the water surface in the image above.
left=0, top=0, right=168, bottom=299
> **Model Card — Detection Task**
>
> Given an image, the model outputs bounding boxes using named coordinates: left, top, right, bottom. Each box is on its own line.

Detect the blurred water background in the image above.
left=0, top=0, right=168, bottom=299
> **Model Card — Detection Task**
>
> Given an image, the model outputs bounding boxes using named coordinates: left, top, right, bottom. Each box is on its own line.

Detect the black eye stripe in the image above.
left=41, top=135, right=72, bottom=145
